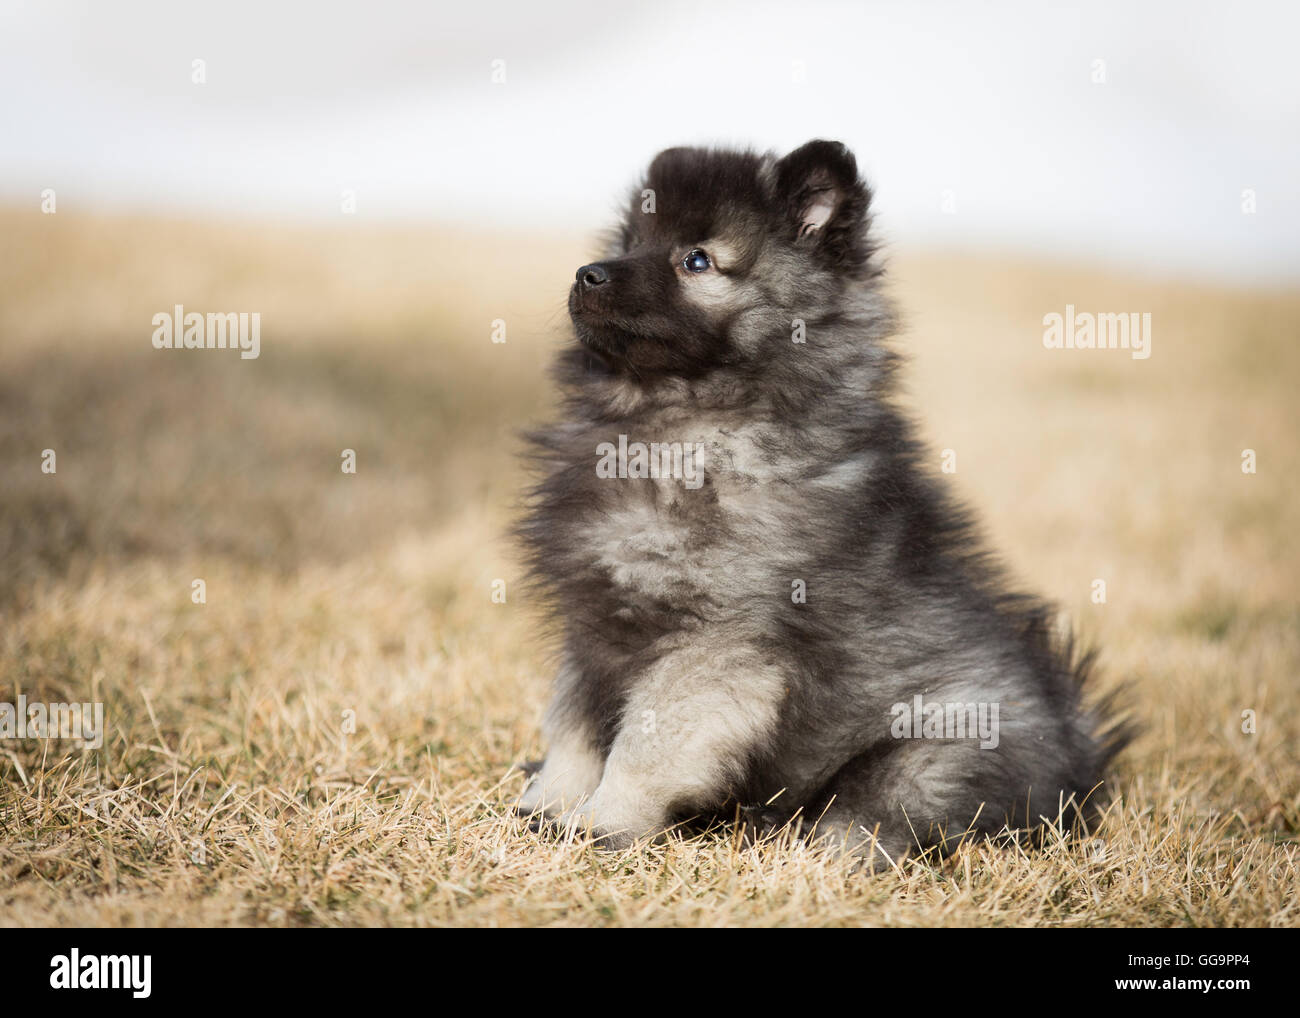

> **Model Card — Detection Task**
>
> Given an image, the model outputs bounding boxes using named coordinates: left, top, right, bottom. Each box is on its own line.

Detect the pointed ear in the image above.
left=774, top=140, right=872, bottom=266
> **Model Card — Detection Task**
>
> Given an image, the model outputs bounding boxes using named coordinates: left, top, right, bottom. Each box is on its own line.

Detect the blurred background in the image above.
left=3, top=0, right=1297, bottom=583
left=0, top=0, right=1298, bottom=925
left=3, top=0, right=1298, bottom=280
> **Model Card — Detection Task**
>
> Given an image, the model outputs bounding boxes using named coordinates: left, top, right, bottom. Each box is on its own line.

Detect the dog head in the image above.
left=568, top=140, right=875, bottom=379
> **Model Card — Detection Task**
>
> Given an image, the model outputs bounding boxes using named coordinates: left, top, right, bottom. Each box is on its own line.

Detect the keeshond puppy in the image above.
left=516, top=140, right=1129, bottom=864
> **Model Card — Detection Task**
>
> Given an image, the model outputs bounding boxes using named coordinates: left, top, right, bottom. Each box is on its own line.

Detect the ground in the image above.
left=0, top=209, right=1296, bottom=926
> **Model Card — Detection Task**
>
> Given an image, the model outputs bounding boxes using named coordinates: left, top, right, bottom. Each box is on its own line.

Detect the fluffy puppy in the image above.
left=516, top=140, right=1129, bottom=864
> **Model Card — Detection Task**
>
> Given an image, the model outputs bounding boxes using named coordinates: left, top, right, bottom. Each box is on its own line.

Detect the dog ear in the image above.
left=774, top=140, right=872, bottom=267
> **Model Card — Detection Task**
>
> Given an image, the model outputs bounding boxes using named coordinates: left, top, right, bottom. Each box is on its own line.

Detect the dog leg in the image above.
left=561, top=643, right=785, bottom=848
left=516, top=662, right=605, bottom=820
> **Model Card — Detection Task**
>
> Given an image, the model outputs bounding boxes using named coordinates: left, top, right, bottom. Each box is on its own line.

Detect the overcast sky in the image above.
left=3, top=0, right=1297, bottom=282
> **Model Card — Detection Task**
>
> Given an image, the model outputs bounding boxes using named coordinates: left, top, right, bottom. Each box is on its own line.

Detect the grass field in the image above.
left=1, top=207, right=1297, bottom=926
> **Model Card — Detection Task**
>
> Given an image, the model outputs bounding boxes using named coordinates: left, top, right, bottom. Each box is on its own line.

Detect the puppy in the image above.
left=516, top=140, right=1129, bottom=864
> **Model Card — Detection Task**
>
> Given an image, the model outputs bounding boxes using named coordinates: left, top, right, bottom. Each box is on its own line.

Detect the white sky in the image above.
left=2, top=0, right=1298, bottom=282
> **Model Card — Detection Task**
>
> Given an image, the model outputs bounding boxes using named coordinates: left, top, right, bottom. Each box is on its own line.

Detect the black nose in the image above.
left=576, top=263, right=610, bottom=288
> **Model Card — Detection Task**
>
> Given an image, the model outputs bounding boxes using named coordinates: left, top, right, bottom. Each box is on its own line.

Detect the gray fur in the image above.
left=515, top=140, right=1130, bottom=864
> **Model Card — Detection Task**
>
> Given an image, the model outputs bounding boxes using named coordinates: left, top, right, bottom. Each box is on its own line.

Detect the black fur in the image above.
left=515, top=140, right=1132, bottom=863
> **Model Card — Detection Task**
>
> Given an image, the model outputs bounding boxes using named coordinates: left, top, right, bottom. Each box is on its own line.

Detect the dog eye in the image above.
left=682, top=249, right=711, bottom=273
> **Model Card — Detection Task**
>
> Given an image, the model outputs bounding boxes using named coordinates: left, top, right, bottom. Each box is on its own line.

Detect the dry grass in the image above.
left=0, top=208, right=1297, bottom=927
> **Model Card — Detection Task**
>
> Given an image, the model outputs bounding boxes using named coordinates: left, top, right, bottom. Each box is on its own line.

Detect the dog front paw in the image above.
left=553, top=798, right=646, bottom=850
